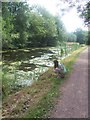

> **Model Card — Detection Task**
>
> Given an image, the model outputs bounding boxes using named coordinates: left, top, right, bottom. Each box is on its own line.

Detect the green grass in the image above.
left=2, top=46, right=87, bottom=118
left=62, top=46, right=87, bottom=72
left=23, top=46, right=87, bottom=118
left=24, top=77, right=64, bottom=118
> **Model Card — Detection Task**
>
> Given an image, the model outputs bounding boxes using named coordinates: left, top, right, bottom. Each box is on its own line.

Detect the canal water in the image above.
left=2, top=47, right=71, bottom=93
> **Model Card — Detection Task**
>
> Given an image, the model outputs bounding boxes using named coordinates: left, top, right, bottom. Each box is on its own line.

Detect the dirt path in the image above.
left=50, top=47, right=88, bottom=118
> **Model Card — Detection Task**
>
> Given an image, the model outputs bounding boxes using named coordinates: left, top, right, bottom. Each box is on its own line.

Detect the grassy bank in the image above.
left=23, top=46, right=87, bottom=118
left=2, top=46, right=87, bottom=118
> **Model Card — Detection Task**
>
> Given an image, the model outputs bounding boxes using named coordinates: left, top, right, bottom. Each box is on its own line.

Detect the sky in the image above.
left=27, top=0, right=88, bottom=33
left=61, top=8, right=87, bottom=32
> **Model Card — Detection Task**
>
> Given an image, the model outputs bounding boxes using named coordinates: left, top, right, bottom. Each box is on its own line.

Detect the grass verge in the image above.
left=23, top=46, right=87, bottom=118
left=2, top=46, right=87, bottom=118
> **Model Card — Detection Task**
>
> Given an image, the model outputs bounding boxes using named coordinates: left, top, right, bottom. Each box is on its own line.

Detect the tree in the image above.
left=10, top=2, right=30, bottom=48
left=87, top=31, right=90, bottom=45
left=27, top=6, right=58, bottom=47
left=2, top=2, right=69, bottom=49
left=2, top=2, right=14, bottom=49
left=67, top=33, right=77, bottom=42
left=27, top=12, right=47, bottom=47
left=78, top=1, right=90, bottom=25
left=2, top=2, right=30, bottom=49
left=55, top=16, right=68, bottom=45
left=74, top=28, right=87, bottom=44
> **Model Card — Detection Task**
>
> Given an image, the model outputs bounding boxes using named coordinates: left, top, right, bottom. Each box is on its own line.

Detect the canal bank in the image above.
left=2, top=46, right=87, bottom=118
left=2, top=44, right=80, bottom=98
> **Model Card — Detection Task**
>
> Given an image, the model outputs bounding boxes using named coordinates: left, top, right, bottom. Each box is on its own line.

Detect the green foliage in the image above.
left=55, top=16, right=67, bottom=43
left=81, top=1, right=90, bottom=25
left=2, top=2, right=29, bottom=49
left=24, top=76, right=64, bottom=118
left=2, top=2, right=14, bottom=49
left=2, top=2, right=68, bottom=49
left=74, top=28, right=87, bottom=44
left=86, top=31, right=90, bottom=45
left=67, top=33, right=77, bottom=42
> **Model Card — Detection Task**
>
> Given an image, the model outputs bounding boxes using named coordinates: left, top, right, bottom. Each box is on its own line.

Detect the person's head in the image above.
left=53, top=60, right=59, bottom=68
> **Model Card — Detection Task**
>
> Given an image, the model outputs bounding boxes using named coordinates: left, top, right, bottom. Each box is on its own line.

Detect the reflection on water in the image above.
left=19, top=63, right=36, bottom=71
left=2, top=49, right=50, bottom=63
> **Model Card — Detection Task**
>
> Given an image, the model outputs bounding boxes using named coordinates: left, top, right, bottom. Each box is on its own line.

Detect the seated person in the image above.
left=53, top=59, right=66, bottom=78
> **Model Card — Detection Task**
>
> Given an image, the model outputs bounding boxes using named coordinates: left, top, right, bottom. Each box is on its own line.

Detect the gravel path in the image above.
left=50, top=47, right=88, bottom=118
